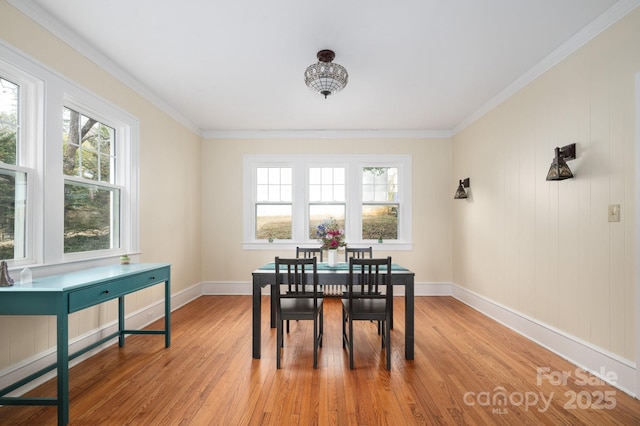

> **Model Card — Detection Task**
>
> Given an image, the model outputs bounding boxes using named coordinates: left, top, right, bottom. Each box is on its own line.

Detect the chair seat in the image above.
left=342, top=298, right=387, bottom=317
left=281, top=298, right=323, bottom=317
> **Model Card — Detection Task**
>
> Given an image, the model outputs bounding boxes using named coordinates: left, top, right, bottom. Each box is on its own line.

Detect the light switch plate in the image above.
left=608, top=204, right=620, bottom=222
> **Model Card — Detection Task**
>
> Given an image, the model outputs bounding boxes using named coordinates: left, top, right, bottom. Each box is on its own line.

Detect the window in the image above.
left=244, top=155, right=411, bottom=249
left=63, top=107, right=120, bottom=253
left=362, top=167, right=398, bottom=240
left=0, top=77, right=21, bottom=261
left=0, top=44, right=139, bottom=268
left=308, top=167, right=345, bottom=238
left=255, top=167, right=292, bottom=240
left=0, top=73, right=31, bottom=264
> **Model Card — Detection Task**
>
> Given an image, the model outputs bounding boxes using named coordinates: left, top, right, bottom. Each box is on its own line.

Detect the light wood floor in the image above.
left=1, top=295, right=639, bottom=425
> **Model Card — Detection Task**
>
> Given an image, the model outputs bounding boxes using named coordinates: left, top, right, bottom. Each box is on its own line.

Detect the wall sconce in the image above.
left=454, top=178, right=470, bottom=199
left=546, top=143, right=576, bottom=181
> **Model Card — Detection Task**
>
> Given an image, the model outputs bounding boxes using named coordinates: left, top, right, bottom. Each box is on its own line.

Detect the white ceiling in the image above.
left=14, top=0, right=637, bottom=136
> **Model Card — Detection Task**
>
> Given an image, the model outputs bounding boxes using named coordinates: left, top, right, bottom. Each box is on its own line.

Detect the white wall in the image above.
left=0, top=0, right=202, bottom=371
left=201, top=137, right=453, bottom=285
left=452, top=7, right=639, bottom=363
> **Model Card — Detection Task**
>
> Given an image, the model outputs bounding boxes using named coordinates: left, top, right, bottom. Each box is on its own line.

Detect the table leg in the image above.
left=389, top=286, right=394, bottom=329
left=57, top=300, right=69, bottom=425
left=165, top=278, right=171, bottom=348
left=118, top=296, right=125, bottom=347
left=405, top=279, right=414, bottom=360
left=270, top=284, right=276, bottom=328
left=252, top=278, right=261, bottom=359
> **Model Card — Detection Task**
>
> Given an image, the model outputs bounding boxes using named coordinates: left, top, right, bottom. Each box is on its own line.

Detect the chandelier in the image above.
left=304, top=50, right=348, bottom=98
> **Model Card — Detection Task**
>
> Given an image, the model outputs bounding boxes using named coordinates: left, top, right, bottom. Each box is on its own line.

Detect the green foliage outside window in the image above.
left=63, top=107, right=119, bottom=253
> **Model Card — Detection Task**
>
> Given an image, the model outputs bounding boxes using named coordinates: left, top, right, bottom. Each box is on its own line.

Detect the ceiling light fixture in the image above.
left=304, top=50, right=348, bottom=98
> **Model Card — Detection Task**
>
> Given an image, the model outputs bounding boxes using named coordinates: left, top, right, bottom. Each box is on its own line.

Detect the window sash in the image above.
left=63, top=179, right=121, bottom=254
left=0, top=166, right=28, bottom=260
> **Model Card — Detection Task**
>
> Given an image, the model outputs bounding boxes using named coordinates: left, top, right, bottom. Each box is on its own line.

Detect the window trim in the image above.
left=0, top=56, right=43, bottom=267
left=0, top=41, right=139, bottom=272
left=60, top=93, right=137, bottom=263
left=243, top=154, right=412, bottom=250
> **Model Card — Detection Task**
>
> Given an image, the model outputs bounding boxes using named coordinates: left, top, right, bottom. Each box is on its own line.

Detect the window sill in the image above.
left=243, top=242, right=413, bottom=251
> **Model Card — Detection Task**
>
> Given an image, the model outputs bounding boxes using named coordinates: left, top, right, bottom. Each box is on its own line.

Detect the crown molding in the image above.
left=202, top=129, right=453, bottom=140
left=453, top=0, right=640, bottom=135
left=7, top=0, right=202, bottom=136
left=9, top=0, right=639, bottom=140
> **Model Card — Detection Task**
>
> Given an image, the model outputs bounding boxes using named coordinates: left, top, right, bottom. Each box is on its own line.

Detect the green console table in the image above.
left=0, top=263, right=171, bottom=425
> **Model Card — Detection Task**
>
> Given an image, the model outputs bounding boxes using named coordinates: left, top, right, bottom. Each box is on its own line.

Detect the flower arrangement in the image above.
left=316, top=219, right=346, bottom=250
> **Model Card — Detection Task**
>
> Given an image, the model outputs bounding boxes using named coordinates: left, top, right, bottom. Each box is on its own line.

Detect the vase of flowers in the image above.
left=316, top=219, right=345, bottom=266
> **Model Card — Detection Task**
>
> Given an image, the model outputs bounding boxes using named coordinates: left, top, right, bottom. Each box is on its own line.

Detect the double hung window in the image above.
left=255, top=167, right=292, bottom=240
left=0, top=76, right=27, bottom=262
left=244, top=154, right=411, bottom=249
left=63, top=107, right=121, bottom=254
left=308, top=167, right=345, bottom=238
left=0, top=45, right=138, bottom=268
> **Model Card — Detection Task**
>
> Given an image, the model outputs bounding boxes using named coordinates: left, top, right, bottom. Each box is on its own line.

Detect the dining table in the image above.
left=251, top=261, right=415, bottom=360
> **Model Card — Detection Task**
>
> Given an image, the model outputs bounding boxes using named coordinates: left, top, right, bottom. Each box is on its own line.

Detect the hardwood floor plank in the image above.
left=1, top=295, right=639, bottom=425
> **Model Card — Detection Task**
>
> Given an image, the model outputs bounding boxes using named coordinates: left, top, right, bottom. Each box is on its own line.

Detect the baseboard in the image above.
left=451, top=283, right=637, bottom=398
left=0, top=282, right=202, bottom=397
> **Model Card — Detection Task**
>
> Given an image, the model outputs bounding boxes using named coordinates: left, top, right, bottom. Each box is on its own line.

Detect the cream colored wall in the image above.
left=201, top=138, right=452, bottom=284
left=453, top=8, right=639, bottom=361
left=0, top=1, right=202, bottom=369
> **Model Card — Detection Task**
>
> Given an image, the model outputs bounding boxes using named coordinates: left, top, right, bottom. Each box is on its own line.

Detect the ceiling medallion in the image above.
left=304, top=49, right=348, bottom=98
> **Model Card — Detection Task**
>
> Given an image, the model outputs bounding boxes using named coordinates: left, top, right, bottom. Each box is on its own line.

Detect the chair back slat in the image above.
left=296, top=247, right=323, bottom=262
left=347, top=257, right=392, bottom=304
left=345, top=246, right=372, bottom=263
left=276, top=257, right=318, bottom=298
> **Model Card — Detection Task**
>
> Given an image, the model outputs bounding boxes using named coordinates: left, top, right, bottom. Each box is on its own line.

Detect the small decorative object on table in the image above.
left=316, top=219, right=345, bottom=267
left=0, top=260, right=14, bottom=287
left=120, top=254, right=131, bottom=265
left=20, top=268, right=32, bottom=285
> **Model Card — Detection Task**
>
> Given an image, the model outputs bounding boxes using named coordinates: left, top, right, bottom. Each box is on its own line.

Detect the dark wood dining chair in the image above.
left=343, top=246, right=390, bottom=329
left=275, top=257, right=324, bottom=369
left=342, top=257, right=392, bottom=370
left=339, top=246, right=373, bottom=298
left=291, top=247, right=324, bottom=325
left=296, top=246, right=323, bottom=262
left=344, top=246, right=372, bottom=262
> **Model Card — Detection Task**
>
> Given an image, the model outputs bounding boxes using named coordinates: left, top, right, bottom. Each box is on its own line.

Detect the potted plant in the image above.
left=315, top=219, right=345, bottom=266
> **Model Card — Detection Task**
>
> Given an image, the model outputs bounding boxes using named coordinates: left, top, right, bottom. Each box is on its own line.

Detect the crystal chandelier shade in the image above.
left=304, top=50, right=348, bottom=98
